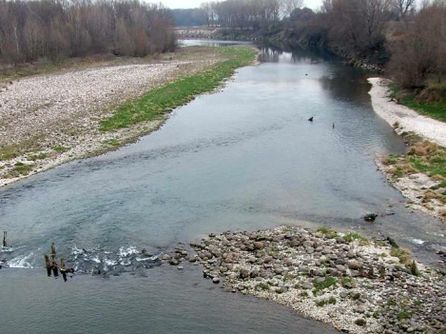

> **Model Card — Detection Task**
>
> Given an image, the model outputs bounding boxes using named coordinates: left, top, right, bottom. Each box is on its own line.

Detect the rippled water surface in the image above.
left=0, top=45, right=445, bottom=333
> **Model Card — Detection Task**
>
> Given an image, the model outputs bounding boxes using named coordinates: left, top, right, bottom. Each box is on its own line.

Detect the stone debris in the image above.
left=190, top=226, right=446, bottom=334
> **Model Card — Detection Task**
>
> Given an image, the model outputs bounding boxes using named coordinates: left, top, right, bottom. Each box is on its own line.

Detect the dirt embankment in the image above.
left=0, top=47, right=224, bottom=187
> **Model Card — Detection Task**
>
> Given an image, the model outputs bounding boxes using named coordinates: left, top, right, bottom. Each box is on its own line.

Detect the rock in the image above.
left=301, top=281, right=313, bottom=290
left=354, top=318, right=367, bottom=327
left=364, top=213, right=378, bottom=222
left=347, top=259, right=363, bottom=270
left=161, top=254, right=171, bottom=261
left=263, top=256, right=273, bottom=264
left=169, top=258, right=180, bottom=266
left=254, top=241, right=265, bottom=250
left=212, top=277, right=220, bottom=284
left=177, top=265, right=184, bottom=271
left=239, top=268, right=250, bottom=279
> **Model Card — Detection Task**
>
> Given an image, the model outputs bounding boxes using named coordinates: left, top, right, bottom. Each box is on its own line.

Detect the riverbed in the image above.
left=0, top=45, right=444, bottom=333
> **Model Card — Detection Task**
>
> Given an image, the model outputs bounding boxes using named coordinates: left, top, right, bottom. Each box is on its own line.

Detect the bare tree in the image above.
left=392, top=0, right=416, bottom=18
left=280, top=0, right=304, bottom=17
left=0, top=0, right=176, bottom=65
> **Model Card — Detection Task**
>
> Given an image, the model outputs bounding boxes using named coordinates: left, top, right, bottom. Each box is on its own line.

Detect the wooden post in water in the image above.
left=50, top=242, right=56, bottom=260
left=44, top=255, right=52, bottom=277
left=3, top=231, right=7, bottom=247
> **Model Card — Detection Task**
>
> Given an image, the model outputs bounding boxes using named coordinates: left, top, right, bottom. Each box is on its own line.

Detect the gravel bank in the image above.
left=191, top=226, right=446, bottom=334
left=368, top=78, right=446, bottom=147
left=0, top=48, right=222, bottom=187
left=368, top=78, right=446, bottom=221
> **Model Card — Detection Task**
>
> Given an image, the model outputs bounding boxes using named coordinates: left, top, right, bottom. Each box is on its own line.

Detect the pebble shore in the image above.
left=185, top=226, right=446, bottom=334
left=0, top=49, right=222, bottom=187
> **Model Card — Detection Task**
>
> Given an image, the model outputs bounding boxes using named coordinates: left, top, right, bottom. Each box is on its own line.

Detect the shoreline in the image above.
left=191, top=226, right=446, bottom=334
left=0, top=46, right=258, bottom=189
left=368, top=77, right=446, bottom=222
left=368, top=78, right=446, bottom=147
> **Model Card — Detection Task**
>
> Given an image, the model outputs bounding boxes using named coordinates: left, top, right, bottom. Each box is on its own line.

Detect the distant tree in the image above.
left=388, top=1, right=446, bottom=87
left=391, top=0, right=416, bottom=19
left=281, top=0, right=304, bottom=17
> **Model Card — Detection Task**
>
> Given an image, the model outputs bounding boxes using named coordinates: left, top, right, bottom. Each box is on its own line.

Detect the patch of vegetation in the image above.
left=27, top=152, right=48, bottom=161
left=53, top=145, right=69, bottom=153
left=390, top=247, right=412, bottom=266
left=0, top=145, right=22, bottom=161
left=409, top=260, right=420, bottom=276
left=100, top=46, right=257, bottom=131
left=103, top=139, right=121, bottom=147
left=312, top=276, right=337, bottom=295
left=390, top=84, right=446, bottom=122
left=317, top=226, right=338, bottom=239
left=343, top=232, right=368, bottom=244
left=397, top=310, right=412, bottom=321
left=383, top=140, right=446, bottom=205
left=340, top=276, right=355, bottom=289
left=6, top=162, right=35, bottom=178
left=255, top=282, right=270, bottom=291
left=315, top=296, right=337, bottom=307
left=387, top=299, right=397, bottom=306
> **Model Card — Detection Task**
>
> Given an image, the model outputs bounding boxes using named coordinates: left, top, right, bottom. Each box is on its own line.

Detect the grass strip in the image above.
left=100, top=46, right=257, bottom=131
left=389, top=84, right=446, bottom=122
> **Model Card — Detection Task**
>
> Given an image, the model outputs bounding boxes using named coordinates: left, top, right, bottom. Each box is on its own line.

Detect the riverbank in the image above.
left=0, top=45, right=257, bottom=188
left=191, top=226, right=446, bottom=334
left=368, top=78, right=446, bottom=221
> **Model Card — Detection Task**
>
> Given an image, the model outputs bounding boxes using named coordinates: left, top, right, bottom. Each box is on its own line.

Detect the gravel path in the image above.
left=0, top=49, right=221, bottom=187
left=368, top=77, right=446, bottom=147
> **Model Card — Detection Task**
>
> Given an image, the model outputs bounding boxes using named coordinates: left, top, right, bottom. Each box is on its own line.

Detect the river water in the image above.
left=0, top=45, right=445, bottom=333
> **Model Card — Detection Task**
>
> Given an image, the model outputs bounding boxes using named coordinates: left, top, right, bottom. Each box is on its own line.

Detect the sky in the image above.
left=149, top=0, right=323, bottom=10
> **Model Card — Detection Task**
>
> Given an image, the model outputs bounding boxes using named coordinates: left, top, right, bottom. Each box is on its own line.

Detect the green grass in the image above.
left=343, top=232, right=368, bottom=244
left=389, top=84, right=446, bottom=122
left=409, top=153, right=446, bottom=178
left=390, top=247, right=412, bottom=266
left=6, top=162, right=35, bottom=178
left=103, top=139, right=122, bottom=147
left=100, top=46, right=257, bottom=131
left=0, top=145, right=22, bottom=161
left=53, top=145, right=69, bottom=153
left=397, top=310, right=412, bottom=321
left=317, top=227, right=338, bottom=239
left=313, top=276, right=337, bottom=295
left=27, top=152, right=48, bottom=161
left=315, top=296, right=337, bottom=307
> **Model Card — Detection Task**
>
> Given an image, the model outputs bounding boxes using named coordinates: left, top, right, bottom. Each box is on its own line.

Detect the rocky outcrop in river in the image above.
left=190, top=226, right=446, bottom=334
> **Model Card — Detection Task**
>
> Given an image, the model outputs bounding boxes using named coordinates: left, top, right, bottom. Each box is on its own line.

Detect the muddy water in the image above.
left=0, top=46, right=444, bottom=333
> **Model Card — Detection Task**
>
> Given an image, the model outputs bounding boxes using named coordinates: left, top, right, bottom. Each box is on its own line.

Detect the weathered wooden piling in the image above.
left=44, top=255, right=52, bottom=277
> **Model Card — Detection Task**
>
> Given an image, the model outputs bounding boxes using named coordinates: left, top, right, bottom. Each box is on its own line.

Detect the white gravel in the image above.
left=368, top=77, right=446, bottom=147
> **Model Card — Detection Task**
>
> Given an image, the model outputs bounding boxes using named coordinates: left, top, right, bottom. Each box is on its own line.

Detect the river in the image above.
left=0, top=44, right=444, bottom=333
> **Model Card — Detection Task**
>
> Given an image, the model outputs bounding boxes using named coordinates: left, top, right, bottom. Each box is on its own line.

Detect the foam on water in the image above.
left=8, top=252, right=34, bottom=269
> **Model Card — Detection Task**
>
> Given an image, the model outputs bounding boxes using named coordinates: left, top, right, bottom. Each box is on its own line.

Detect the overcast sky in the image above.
left=149, top=0, right=323, bottom=10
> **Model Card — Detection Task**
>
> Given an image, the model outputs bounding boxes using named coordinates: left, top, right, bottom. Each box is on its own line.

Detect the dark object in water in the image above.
left=308, top=117, right=314, bottom=122
left=50, top=242, right=56, bottom=259
left=44, top=255, right=52, bottom=277
left=364, top=213, right=378, bottom=222
left=3, top=231, right=7, bottom=247
left=52, top=260, right=59, bottom=277
left=332, top=123, right=335, bottom=129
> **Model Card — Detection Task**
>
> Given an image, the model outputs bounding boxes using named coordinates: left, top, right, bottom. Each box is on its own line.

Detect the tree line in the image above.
left=283, top=0, right=445, bottom=90
left=196, top=0, right=445, bottom=90
left=0, top=0, right=176, bottom=65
